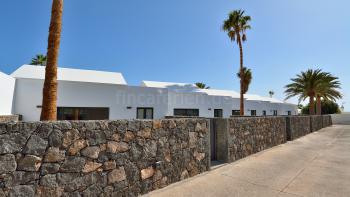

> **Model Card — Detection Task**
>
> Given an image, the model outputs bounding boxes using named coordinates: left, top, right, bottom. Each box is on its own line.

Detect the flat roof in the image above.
left=141, top=81, right=196, bottom=88
left=11, top=65, right=127, bottom=85
left=9, top=65, right=292, bottom=105
left=141, top=80, right=288, bottom=103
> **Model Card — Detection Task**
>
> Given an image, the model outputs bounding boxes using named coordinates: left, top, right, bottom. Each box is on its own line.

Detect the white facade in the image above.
left=0, top=71, right=15, bottom=115
left=3, top=65, right=298, bottom=121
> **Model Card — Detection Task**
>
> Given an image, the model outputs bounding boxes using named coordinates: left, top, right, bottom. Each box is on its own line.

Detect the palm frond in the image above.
left=237, top=67, right=252, bottom=94
left=222, top=10, right=251, bottom=44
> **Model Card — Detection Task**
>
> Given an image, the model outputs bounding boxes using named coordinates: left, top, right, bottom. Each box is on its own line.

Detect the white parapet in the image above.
left=0, top=71, right=15, bottom=115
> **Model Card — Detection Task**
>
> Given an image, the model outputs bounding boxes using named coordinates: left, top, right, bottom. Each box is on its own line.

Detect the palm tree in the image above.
left=223, top=10, right=251, bottom=115
left=40, top=0, right=63, bottom=121
left=195, top=82, right=210, bottom=89
left=285, top=69, right=325, bottom=115
left=269, top=90, right=274, bottom=98
left=315, top=73, right=342, bottom=115
left=30, top=54, right=47, bottom=66
left=237, top=67, right=252, bottom=94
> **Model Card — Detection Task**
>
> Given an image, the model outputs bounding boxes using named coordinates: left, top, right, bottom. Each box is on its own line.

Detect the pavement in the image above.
left=145, top=125, right=350, bottom=197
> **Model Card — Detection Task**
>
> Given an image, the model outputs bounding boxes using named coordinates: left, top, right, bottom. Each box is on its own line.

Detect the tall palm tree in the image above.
left=223, top=10, right=251, bottom=115
left=30, top=54, right=47, bottom=66
left=315, top=73, right=342, bottom=115
left=284, top=69, right=324, bottom=115
left=40, top=0, right=63, bottom=121
left=195, top=82, right=210, bottom=89
left=237, top=67, right=252, bottom=94
left=269, top=90, right=274, bottom=98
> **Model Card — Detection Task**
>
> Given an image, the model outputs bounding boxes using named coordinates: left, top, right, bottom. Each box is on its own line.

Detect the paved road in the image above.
left=146, top=125, right=350, bottom=197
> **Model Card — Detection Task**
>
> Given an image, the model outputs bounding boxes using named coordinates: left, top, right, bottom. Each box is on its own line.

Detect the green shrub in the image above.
left=302, top=100, right=341, bottom=115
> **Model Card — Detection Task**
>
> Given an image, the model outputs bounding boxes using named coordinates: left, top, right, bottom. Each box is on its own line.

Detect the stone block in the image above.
left=59, top=157, right=86, bottom=173
left=0, top=134, right=27, bottom=154
left=23, top=135, right=48, bottom=156
left=44, top=147, right=65, bottom=163
left=81, top=146, right=100, bottom=159
left=141, top=167, right=155, bottom=180
left=17, top=155, right=42, bottom=172
left=106, top=141, right=129, bottom=153
left=8, top=185, right=35, bottom=197
left=0, top=154, right=16, bottom=174
left=40, top=163, right=60, bottom=175
left=108, top=167, right=126, bottom=184
left=82, top=161, right=102, bottom=173
left=68, top=139, right=88, bottom=155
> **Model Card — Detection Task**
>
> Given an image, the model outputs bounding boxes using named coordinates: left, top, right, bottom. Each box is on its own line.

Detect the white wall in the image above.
left=0, top=72, right=15, bottom=115
left=245, top=100, right=264, bottom=116
left=167, top=91, right=240, bottom=118
left=13, top=78, right=169, bottom=121
left=13, top=78, right=298, bottom=121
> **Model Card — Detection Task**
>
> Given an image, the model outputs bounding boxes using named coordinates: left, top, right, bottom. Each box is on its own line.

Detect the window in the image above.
left=174, top=109, right=199, bottom=117
left=250, top=110, right=257, bottom=116
left=262, top=110, right=267, bottom=116
left=214, top=109, right=223, bottom=118
left=287, top=111, right=292, bottom=116
left=137, top=108, right=154, bottom=119
left=232, top=110, right=240, bottom=116
left=273, top=110, right=278, bottom=116
left=57, top=107, right=109, bottom=120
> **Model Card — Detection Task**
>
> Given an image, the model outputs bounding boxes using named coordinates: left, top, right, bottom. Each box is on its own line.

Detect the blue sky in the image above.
left=0, top=0, right=349, bottom=110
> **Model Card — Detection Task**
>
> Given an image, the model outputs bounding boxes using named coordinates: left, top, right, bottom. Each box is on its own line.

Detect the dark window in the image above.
left=232, top=110, right=240, bottom=116
left=273, top=110, right=278, bottom=116
left=250, top=110, right=257, bottom=116
left=262, top=110, right=267, bottom=116
left=287, top=111, right=292, bottom=115
left=174, top=109, right=199, bottom=117
left=57, top=107, right=109, bottom=120
left=214, top=109, right=223, bottom=118
left=137, top=108, right=154, bottom=119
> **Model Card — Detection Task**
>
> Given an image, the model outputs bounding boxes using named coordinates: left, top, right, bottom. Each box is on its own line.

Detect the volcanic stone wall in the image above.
left=311, top=115, right=324, bottom=132
left=286, top=116, right=311, bottom=140
left=0, top=119, right=210, bottom=197
left=226, top=117, right=287, bottom=163
left=0, top=115, right=334, bottom=196
left=322, top=115, right=332, bottom=127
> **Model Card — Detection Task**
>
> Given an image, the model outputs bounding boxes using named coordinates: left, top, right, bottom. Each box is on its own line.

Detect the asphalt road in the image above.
left=146, top=125, right=350, bottom=197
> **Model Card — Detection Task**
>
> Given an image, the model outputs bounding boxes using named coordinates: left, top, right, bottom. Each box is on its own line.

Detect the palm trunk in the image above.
left=237, top=33, right=244, bottom=116
left=316, top=96, right=322, bottom=115
left=309, top=95, right=315, bottom=115
left=40, top=0, right=63, bottom=121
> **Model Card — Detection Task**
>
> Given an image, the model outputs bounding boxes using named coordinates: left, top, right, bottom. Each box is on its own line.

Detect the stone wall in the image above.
left=0, top=115, right=19, bottom=123
left=322, top=115, right=332, bottom=127
left=226, top=117, right=287, bottom=163
left=286, top=116, right=311, bottom=140
left=311, top=115, right=323, bottom=132
left=0, top=119, right=210, bottom=196
left=213, top=115, right=331, bottom=163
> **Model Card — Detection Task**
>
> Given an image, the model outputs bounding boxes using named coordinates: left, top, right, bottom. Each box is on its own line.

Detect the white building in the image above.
left=0, top=65, right=297, bottom=121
